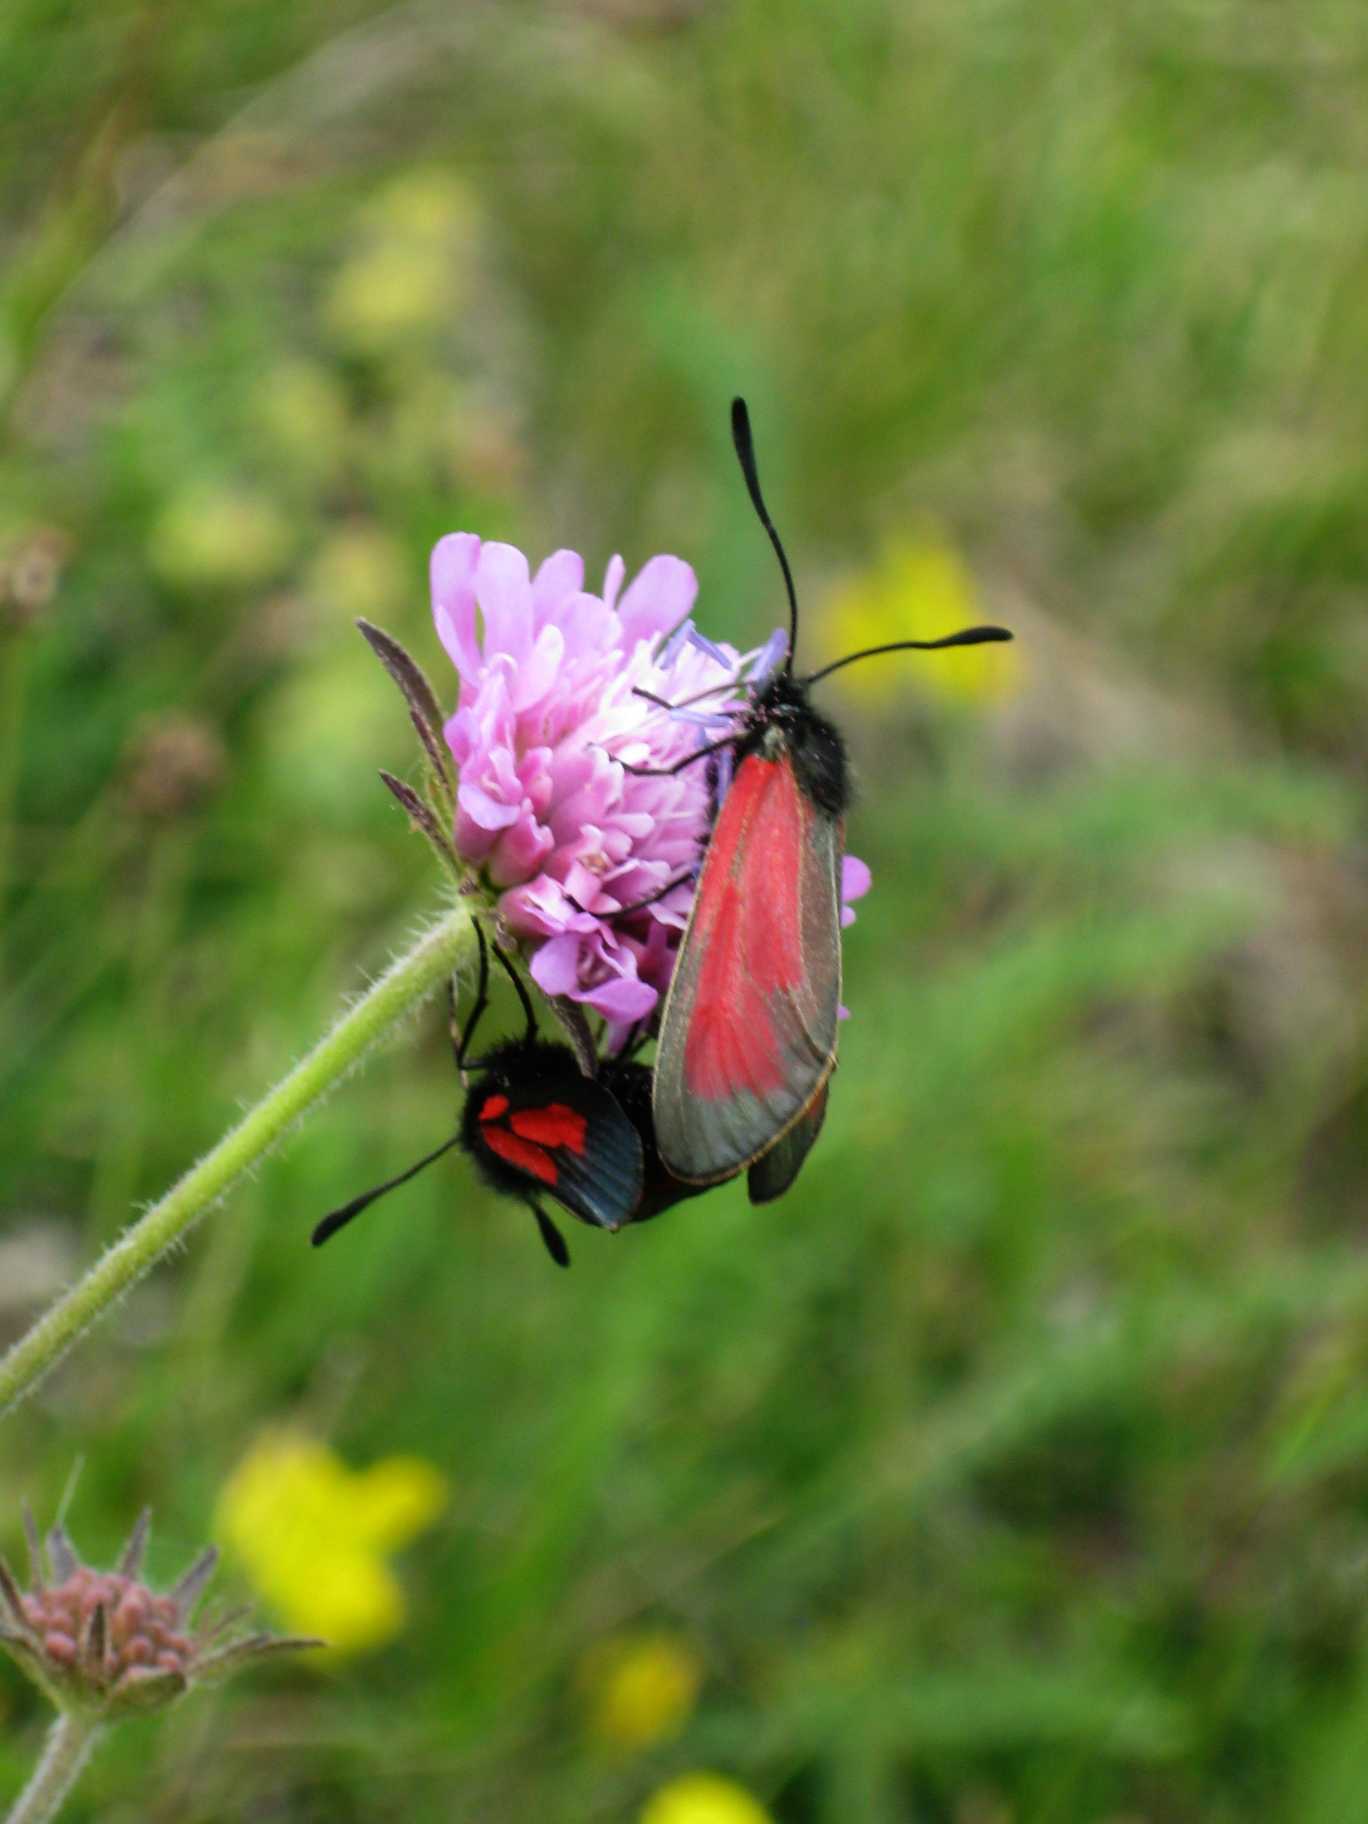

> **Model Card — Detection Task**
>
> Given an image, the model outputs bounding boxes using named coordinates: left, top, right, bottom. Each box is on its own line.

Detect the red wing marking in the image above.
left=508, top=1103, right=588, bottom=1154
left=478, top=1094, right=510, bottom=1122
left=653, top=744, right=842, bottom=1182
left=682, top=755, right=808, bottom=1100
left=481, top=1125, right=558, bottom=1184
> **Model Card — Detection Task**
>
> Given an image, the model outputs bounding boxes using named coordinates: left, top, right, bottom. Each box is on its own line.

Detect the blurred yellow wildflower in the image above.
left=264, top=644, right=403, bottom=826
left=253, top=362, right=351, bottom=483
left=305, top=524, right=409, bottom=619
left=215, top=1432, right=446, bottom=1656
left=640, top=1772, right=773, bottom=1824
left=323, top=241, right=452, bottom=353
left=580, top=1630, right=704, bottom=1749
left=323, top=173, right=481, bottom=355
left=149, top=483, right=291, bottom=591
left=360, top=170, right=481, bottom=248
left=818, top=531, right=1019, bottom=706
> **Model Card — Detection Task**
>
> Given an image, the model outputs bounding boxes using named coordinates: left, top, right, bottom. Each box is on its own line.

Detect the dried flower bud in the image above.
left=3, top=526, right=69, bottom=630
left=0, top=1505, right=319, bottom=1720
left=122, top=713, right=227, bottom=821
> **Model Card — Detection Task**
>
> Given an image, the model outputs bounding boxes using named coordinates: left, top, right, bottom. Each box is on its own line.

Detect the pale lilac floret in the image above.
left=431, top=533, right=873, bottom=1039
left=841, top=855, right=871, bottom=929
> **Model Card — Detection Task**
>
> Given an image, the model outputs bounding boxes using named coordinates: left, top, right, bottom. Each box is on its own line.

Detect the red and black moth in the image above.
left=594, top=1047, right=814, bottom=1217
left=646, top=398, right=1013, bottom=1186
left=312, top=923, right=646, bottom=1266
left=311, top=923, right=754, bottom=1266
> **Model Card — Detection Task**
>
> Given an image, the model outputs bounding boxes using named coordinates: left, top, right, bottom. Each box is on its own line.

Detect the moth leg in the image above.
left=453, top=920, right=493, bottom=1071
left=618, top=732, right=737, bottom=778
left=567, top=870, right=695, bottom=920
left=531, top=1204, right=571, bottom=1269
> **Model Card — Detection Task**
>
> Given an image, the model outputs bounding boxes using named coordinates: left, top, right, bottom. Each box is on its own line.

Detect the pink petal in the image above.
left=617, top=555, right=698, bottom=646
left=602, top=554, right=625, bottom=613
left=563, top=859, right=609, bottom=909
left=582, top=975, right=659, bottom=1021
left=457, top=780, right=521, bottom=831
left=431, top=533, right=482, bottom=678
left=518, top=746, right=556, bottom=817
left=476, top=543, right=532, bottom=659
left=556, top=590, right=617, bottom=655
left=532, top=549, right=584, bottom=616
left=487, top=742, right=525, bottom=802
left=502, top=878, right=586, bottom=939
left=529, top=933, right=583, bottom=997
left=511, top=622, right=565, bottom=712
left=841, top=855, right=872, bottom=904
left=454, top=808, right=497, bottom=862
left=444, top=706, right=476, bottom=767
left=490, top=816, right=555, bottom=887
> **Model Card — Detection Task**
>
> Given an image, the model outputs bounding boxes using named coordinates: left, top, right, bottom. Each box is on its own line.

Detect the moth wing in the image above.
left=747, top=1079, right=830, bottom=1204
left=653, top=752, right=841, bottom=1183
left=472, top=1072, right=645, bottom=1231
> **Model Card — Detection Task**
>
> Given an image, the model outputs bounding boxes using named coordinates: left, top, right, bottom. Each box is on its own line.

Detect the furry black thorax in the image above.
left=458, top=1037, right=584, bottom=1198
left=735, top=670, right=850, bottom=820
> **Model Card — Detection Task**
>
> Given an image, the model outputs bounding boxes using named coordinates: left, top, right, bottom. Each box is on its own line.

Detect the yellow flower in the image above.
left=323, top=173, right=481, bottom=354
left=818, top=531, right=1020, bottom=706
left=322, top=240, right=453, bottom=352
left=149, top=483, right=291, bottom=591
left=359, top=171, right=480, bottom=249
left=640, top=1773, right=773, bottom=1824
left=214, top=1432, right=446, bottom=1657
left=580, top=1631, right=704, bottom=1749
left=304, top=524, right=409, bottom=619
left=262, top=642, right=403, bottom=827
left=253, top=362, right=351, bottom=482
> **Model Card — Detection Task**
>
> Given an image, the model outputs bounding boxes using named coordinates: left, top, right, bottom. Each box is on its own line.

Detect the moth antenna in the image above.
left=311, top=1135, right=462, bottom=1247
left=731, top=398, right=799, bottom=674
left=802, top=626, right=1013, bottom=687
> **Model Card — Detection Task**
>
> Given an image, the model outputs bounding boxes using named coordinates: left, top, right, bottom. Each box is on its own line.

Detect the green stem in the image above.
left=0, top=633, right=29, bottom=947
left=0, top=903, right=477, bottom=1418
left=6, top=1713, right=103, bottom=1824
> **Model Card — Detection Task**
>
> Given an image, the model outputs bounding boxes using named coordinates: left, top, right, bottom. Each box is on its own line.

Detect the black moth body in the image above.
left=458, top=1035, right=644, bottom=1235
left=735, top=669, right=851, bottom=821
left=597, top=1058, right=722, bottom=1223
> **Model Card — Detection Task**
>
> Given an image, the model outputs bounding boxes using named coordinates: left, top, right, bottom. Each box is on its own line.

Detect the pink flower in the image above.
left=430, top=534, right=872, bottom=1040
left=433, top=536, right=750, bottom=1031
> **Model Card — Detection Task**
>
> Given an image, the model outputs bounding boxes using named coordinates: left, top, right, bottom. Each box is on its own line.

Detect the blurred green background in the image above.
left=4, top=1, right=1368, bottom=1819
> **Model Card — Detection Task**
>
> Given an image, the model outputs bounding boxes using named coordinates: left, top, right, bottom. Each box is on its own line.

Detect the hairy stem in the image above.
left=6, top=1714, right=103, bottom=1824
left=0, top=904, right=477, bottom=1417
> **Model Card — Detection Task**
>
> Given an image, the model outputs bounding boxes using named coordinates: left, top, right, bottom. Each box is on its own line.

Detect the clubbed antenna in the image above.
left=803, top=625, right=1014, bottom=687
left=731, top=398, right=799, bottom=673
left=310, top=1135, right=462, bottom=1248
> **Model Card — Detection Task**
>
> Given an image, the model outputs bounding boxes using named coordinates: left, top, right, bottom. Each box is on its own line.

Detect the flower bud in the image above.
left=0, top=1504, right=320, bottom=1720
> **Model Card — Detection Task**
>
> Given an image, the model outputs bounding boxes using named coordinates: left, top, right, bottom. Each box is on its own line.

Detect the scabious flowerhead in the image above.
left=0, top=1505, right=318, bottom=1720
left=432, top=535, right=760, bottom=1035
